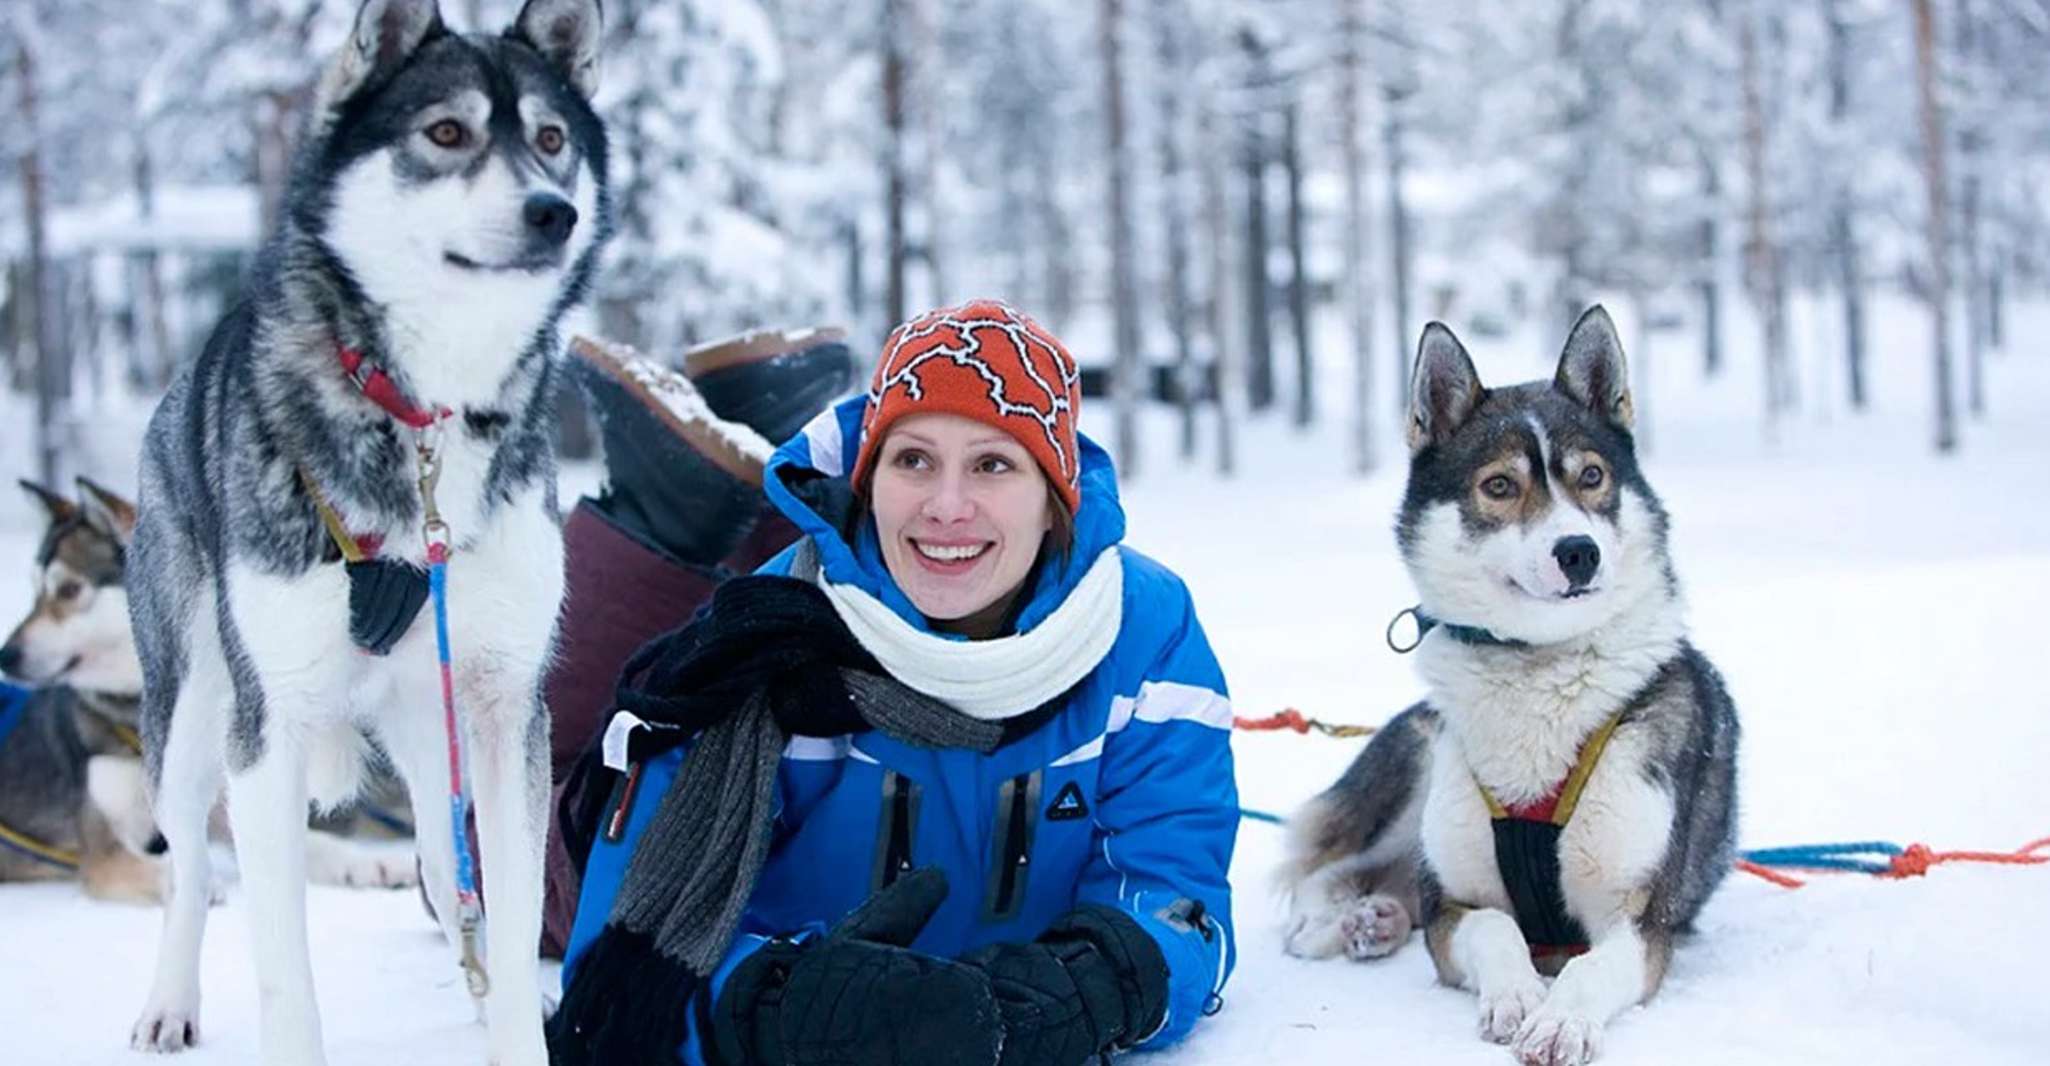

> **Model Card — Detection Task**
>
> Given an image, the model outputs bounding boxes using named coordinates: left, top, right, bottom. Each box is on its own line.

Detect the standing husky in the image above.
left=126, top=2, right=609, bottom=1064
left=1279, top=309, right=1739, bottom=1066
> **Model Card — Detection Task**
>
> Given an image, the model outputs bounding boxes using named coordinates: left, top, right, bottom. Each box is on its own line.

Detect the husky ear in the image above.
left=320, top=0, right=447, bottom=110
left=19, top=480, right=77, bottom=525
left=1555, top=305, right=1634, bottom=431
left=75, top=477, right=138, bottom=545
left=510, top=0, right=603, bottom=97
left=1407, top=323, right=1485, bottom=453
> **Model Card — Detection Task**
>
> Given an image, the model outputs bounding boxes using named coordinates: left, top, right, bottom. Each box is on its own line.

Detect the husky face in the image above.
left=1396, top=308, right=1675, bottom=646
left=2, top=480, right=142, bottom=695
left=302, top=0, right=609, bottom=349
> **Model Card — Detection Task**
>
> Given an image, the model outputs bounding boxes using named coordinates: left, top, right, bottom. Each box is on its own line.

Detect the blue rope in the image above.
left=1239, top=807, right=1285, bottom=825
left=1738, top=841, right=1904, bottom=874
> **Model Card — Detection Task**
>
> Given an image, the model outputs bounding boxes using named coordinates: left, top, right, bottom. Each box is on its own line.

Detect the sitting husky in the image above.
left=2, top=480, right=415, bottom=900
left=126, top=2, right=609, bottom=1064
left=1279, top=309, right=1739, bottom=1066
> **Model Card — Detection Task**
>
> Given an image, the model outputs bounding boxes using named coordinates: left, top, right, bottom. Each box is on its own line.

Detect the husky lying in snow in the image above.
left=1280, top=308, right=1740, bottom=1066
left=125, top=1, right=610, bottom=1063
left=2, top=480, right=415, bottom=902
left=1, top=480, right=165, bottom=901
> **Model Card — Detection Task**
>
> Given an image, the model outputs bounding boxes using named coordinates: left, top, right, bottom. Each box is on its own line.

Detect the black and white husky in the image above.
left=1280, top=309, right=1740, bottom=1066
left=125, top=2, right=609, bottom=1063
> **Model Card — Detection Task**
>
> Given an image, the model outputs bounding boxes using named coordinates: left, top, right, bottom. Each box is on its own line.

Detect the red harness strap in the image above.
left=337, top=345, right=452, bottom=431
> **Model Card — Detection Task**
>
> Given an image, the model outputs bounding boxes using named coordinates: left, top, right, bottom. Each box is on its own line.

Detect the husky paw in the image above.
left=1283, top=893, right=1411, bottom=960
left=1512, top=1007, right=1602, bottom=1066
left=306, top=835, right=419, bottom=890
left=1339, top=894, right=1411, bottom=959
left=130, top=1006, right=201, bottom=1053
left=1476, top=980, right=1547, bottom=1045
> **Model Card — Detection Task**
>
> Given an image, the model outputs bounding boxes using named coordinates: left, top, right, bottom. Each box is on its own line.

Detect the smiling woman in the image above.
left=552, top=300, right=1240, bottom=1066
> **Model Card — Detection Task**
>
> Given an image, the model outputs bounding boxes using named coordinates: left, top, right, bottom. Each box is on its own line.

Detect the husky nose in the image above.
left=0, top=644, right=21, bottom=677
left=523, top=194, right=578, bottom=246
left=1553, top=536, right=1601, bottom=588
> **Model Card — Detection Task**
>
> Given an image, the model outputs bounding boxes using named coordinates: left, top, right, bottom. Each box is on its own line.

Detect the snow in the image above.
left=3, top=297, right=2047, bottom=1065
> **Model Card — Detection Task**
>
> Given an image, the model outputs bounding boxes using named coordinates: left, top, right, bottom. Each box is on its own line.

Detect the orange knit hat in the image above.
left=851, top=300, right=1084, bottom=513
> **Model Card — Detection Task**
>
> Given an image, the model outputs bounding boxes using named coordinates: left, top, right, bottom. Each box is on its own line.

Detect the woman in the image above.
left=549, top=301, right=1239, bottom=1066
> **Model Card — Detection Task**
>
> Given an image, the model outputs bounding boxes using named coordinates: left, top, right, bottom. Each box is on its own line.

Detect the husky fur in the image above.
left=3, top=480, right=418, bottom=902
left=1279, top=308, right=1740, bottom=1066
left=124, top=1, right=610, bottom=1062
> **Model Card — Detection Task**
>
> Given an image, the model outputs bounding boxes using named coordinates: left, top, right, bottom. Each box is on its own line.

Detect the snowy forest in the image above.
left=4, top=4, right=2049, bottom=1065
left=5, top=0, right=2049, bottom=490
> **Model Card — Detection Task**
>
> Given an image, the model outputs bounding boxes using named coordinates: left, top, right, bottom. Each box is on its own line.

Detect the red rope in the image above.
left=1232, top=708, right=1378, bottom=739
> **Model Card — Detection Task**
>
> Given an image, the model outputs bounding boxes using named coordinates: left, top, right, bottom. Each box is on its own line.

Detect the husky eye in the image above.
left=425, top=119, right=470, bottom=149
left=55, top=580, right=83, bottom=602
left=1578, top=465, right=1606, bottom=490
left=1481, top=475, right=1519, bottom=500
left=536, top=125, right=566, bottom=156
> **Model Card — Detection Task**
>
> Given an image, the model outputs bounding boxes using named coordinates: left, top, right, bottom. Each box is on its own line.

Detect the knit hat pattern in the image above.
left=851, top=300, right=1084, bottom=513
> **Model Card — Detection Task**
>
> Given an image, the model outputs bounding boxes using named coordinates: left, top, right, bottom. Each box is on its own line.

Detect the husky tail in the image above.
left=1279, top=704, right=1439, bottom=960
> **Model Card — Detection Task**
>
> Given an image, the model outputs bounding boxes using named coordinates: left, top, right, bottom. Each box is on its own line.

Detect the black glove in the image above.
left=964, top=905, right=1172, bottom=1066
left=705, top=868, right=1001, bottom=1066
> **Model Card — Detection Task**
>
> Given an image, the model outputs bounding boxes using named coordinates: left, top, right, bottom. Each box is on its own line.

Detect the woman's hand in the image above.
left=707, top=868, right=1001, bottom=1066
left=964, top=905, right=1171, bottom=1066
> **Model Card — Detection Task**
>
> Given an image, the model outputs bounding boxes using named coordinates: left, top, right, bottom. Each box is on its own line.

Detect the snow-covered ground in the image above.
left=3, top=297, right=2047, bottom=1065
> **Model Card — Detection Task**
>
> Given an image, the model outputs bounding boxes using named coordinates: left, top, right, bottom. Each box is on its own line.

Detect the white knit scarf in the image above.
left=804, top=543, right=1125, bottom=721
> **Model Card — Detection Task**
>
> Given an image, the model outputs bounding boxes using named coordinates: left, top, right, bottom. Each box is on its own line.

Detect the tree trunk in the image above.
left=133, top=128, right=175, bottom=390
left=1241, top=134, right=1273, bottom=411
left=1631, top=288, right=1654, bottom=454
left=1154, top=0, right=1198, bottom=460
left=882, top=0, right=909, bottom=329
left=843, top=218, right=865, bottom=327
left=17, top=32, right=63, bottom=487
left=1100, top=0, right=1142, bottom=477
left=1339, top=0, right=1377, bottom=475
left=1202, top=105, right=1240, bottom=477
left=1283, top=104, right=1314, bottom=429
left=1955, top=0, right=1985, bottom=417
left=1740, top=4, right=1790, bottom=441
left=1911, top=0, right=1957, bottom=453
left=1698, top=152, right=1724, bottom=380
left=1384, top=83, right=1414, bottom=414
left=1988, top=260, right=2003, bottom=351
left=916, top=0, right=949, bottom=306
left=1824, top=0, right=1867, bottom=410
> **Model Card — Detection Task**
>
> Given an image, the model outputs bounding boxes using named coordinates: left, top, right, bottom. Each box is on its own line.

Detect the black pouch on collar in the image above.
left=346, top=558, right=430, bottom=655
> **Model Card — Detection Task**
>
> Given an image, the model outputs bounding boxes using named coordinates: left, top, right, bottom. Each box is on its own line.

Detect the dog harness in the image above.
left=1472, top=711, right=1626, bottom=959
left=0, top=685, right=144, bottom=872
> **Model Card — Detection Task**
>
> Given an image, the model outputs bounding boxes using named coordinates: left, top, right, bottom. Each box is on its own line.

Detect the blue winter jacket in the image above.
left=563, top=398, right=1239, bottom=1062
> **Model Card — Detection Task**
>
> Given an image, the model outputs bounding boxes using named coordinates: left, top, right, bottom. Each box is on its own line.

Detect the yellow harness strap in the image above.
left=0, top=821, right=81, bottom=871
left=1478, top=712, right=1626, bottom=826
left=298, top=466, right=368, bottom=564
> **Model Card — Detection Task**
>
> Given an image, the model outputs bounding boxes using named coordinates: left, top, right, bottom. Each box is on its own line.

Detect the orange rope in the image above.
left=1232, top=708, right=1378, bottom=739
left=1734, top=859, right=1807, bottom=889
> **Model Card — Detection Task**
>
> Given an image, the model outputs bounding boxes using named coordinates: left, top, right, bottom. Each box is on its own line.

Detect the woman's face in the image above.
left=870, top=413, right=1052, bottom=636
